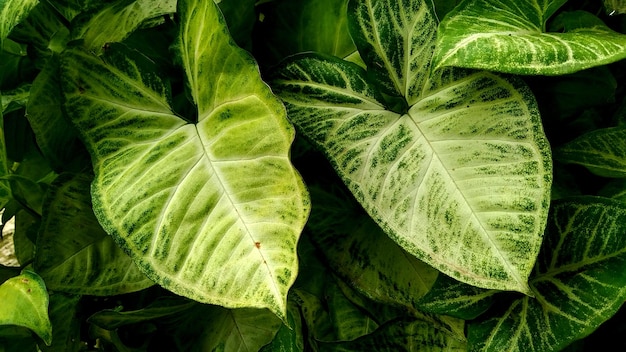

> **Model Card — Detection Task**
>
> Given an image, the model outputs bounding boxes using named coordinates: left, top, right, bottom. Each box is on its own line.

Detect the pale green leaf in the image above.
left=556, top=127, right=626, bottom=178
left=272, top=52, right=551, bottom=293
left=433, top=0, right=626, bottom=75
left=61, top=0, right=309, bottom=319
left=0, top=0, right=39, bottom=41
left=34, top=172, right=154, bottom=295
left=0, top=270, right=52, bottom=346
left=349, top=0, right=437, bottom=105
left=71, top=0, right=176, bottom=53
left=468, top=197, right=626, bottom=352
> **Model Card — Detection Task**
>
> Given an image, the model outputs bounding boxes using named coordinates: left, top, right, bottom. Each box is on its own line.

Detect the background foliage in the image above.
left=2, top=0, right=626, bottom=351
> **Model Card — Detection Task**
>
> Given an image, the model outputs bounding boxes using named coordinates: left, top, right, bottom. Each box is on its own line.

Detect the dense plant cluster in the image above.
left=2, top=0, right=626, bottom=351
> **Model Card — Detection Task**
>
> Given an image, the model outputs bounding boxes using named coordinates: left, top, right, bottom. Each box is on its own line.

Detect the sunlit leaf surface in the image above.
left=272, top=20, right=551, bottom=293
left=61, top=0, right=309, bottom=319
left=433, top=0, right=626, bottom=75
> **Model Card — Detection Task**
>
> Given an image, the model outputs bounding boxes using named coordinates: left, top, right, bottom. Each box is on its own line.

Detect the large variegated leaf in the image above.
left=61, top=0, right=309, bottom=319
left=307, top=184, right=494, bottom=319
left=468, top=197, right=626, bottom=352
left=0, top=0, right=39, bottom=41
left=556, top=127, right=626, bottom=178
left=34, top=172, right=154, bottom=295
left=433, top=0, right=626, bottom=75
left=272, top=53, right=551, bottom=292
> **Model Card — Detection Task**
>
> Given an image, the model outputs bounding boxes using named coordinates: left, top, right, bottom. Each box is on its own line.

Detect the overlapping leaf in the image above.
left=271, top=0, right=552, bottom=293
left=433, top=0, right=626, bottom=75
left=0, top=0, right=39, bottom=41
left=468, top=197, right=626, bottom=351
left=35, top=172, right=154, bottom=295
left=0, top=93, right=11, bottom=210
left=556, top=127, right=626, bottom=178
left=71, top=0, right=176, bottom=53
left=0, top=270, right=52, bottom=346
left=61, top=0, right=309, bottom=319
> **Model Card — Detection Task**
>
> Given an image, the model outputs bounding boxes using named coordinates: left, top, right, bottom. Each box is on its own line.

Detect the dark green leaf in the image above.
left=556, top=127, right=626, bottom=178
left=35, top=172, right=154, bottom=295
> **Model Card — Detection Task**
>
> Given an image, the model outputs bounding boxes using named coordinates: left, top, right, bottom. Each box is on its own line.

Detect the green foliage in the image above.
left=1, top=0, right=626, bottom=351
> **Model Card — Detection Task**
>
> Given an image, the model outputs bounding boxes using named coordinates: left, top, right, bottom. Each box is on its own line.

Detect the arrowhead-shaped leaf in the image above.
left=468, top=197, right=626, bottom=351
left=556, top=127, right=626, bottom=178
left=433, top=0, right=626, bottom=75
left=61, top=0, right=309, bottom=319
left=271, top=0, right=551, bottom=294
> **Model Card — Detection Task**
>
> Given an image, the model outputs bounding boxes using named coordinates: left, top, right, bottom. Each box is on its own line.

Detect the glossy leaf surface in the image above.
left=469, top=197, right=626, bottom=351
left=0, top=270, right=52, bottom=345
left=272, top=0, right=552, bottom=292
left=61, top=0, right=309, bottom=318
left=433, top=0, right=626, bottom=75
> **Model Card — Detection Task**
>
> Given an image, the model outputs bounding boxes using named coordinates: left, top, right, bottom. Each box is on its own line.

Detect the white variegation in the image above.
left=433, top=0, right=626, bottom=75
left=61, top=0, right=309, bottom=320
left=272, top=0, right=552, bottom=294
left=469, top=198, right=626, bottom=351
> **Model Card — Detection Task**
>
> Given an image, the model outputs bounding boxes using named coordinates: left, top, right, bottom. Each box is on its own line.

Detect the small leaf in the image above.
left=0, top=270, right=52, bottom=346
left=35, top=172, right=154, bottom=295
left=433, top=0, right=626, bottom=75
left=468, top=197, right=626, bottom=351
left=71, top=0, right=176, bottom=53
left=1, top=83, right=30, bottom=114
left=556, top=127, right=626, bottom=178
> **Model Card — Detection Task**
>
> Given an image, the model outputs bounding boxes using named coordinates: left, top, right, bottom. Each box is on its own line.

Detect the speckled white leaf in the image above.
left=468, top=197, right=626, bottom=352
left=433, top=0, right=626, bottom=75
left=271, top=0, right=551, bottom=293
left=61, top=0, right=309, bottom=319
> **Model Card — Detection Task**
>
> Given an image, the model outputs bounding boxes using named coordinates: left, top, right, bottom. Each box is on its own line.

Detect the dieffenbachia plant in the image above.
left=60, top=0, right=310, bottom=320
left=433, top=0, right=626, bottom=75
left=270, top=0, right=552, bottom=293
